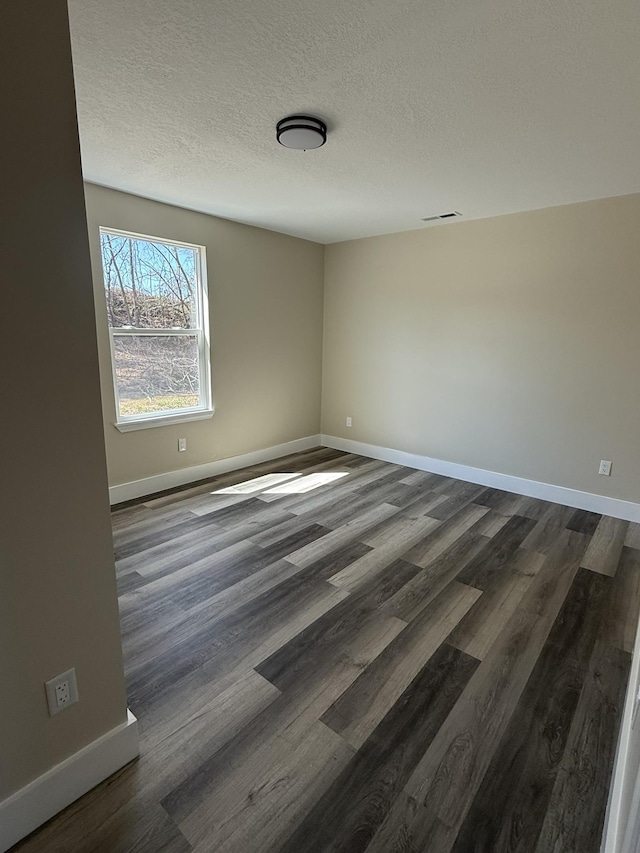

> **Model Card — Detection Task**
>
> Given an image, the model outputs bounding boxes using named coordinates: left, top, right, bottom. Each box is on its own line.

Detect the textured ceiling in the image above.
left=68, top=0, right=640, bottom=243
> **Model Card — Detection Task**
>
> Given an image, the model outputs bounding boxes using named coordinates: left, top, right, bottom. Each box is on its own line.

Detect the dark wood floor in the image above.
left=14, top=447, right=640, bottom=852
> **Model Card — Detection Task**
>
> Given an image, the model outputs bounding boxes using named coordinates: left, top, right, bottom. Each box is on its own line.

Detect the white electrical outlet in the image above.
left=346, top=417, right=352, bottom=428
left=45, top=668, right=79, bottom=716
left=178, top=438, right=187, bottom=452
left=599, top=460, right=612, bottom=476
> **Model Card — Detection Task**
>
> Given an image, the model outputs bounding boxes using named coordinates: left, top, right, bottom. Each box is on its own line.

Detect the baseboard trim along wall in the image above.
left=109, top=435, right=322, bottom=504
left=0, top=709, right=139, bottom=853
left=320, top=435, right=640, bottom=523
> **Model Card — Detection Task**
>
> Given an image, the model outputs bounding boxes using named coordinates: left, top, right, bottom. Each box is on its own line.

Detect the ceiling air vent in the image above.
left=421, top=211, right=462, bottom=222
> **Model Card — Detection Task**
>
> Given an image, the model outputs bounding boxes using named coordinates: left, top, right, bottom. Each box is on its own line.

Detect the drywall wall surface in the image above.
left=0, top=2, right=128, bottom=798
left=84, top=184, right=324, bottom=487
left=322, top=193, right=640, bottom=503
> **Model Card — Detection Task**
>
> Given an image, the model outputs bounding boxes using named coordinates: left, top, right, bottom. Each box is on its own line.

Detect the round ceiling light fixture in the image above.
left=276, top=115, right=327, bottom=150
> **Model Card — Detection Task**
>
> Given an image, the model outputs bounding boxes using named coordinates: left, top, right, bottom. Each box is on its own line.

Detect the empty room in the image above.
left=4, top=1, right=640, bottom=852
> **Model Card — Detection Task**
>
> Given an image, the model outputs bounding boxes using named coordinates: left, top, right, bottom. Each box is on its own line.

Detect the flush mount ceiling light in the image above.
left=276, top=115, right=327, bottom=150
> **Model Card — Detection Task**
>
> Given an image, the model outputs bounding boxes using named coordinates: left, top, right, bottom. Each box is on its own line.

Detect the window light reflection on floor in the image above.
left=212, top=472, right=302, bottom=494
left=264, top=472, right=349, bottom=494
left=212, top=471, right=350, bottom=497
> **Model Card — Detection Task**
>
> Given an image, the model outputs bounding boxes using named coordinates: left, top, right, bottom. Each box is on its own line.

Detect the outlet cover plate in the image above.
left=45, top=668, right=79, bottom=716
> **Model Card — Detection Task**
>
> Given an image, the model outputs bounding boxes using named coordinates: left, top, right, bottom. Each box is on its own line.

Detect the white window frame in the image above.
left=99, top=226, right=213, bottom=432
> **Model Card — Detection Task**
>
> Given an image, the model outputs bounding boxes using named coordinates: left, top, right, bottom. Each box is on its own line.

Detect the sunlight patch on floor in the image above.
left=264, top=472, right=349, bottom=494
left=213, top=473, right=302, bottom=494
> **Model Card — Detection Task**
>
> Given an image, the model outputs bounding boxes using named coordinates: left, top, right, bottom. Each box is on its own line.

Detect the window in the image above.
left=99, top=227, right=212, bottom=430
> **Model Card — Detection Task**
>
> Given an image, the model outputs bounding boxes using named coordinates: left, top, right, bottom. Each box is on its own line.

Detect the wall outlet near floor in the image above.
left=45, top=668, right=79, bottom=716
left=598, top=460, right=612, bottom=476
left=346, top=417, right=352, bottom=428
left=178, top=438, right=187, bottom=452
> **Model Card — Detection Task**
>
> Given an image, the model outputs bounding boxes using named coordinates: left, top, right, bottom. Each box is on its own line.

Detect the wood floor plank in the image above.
left=327, top=516, right=440, bottom=593
left=534, top=641, right=630, bottom=853
left=581, top=515, right=629, bottom=576
left=473, top=486, right=526, bottom=515
left=145, top=669, right=280, bottom=763
left=425, top=492, right=478, bottom=522
left=183, top=545, right=365, bottom=628
left=245, top=510, right=322, bottom=548
left=448, top=548, right=546, bottom=660
left=353, top=494, right=445, bottom=545
left=399, top=469, right=444, bottom=487
left=320, top=581, right=481, bottom=749
left=127, top=523, right=330, bottom=615
left=281, top=644, right=479, bottom=853
left=282, top=461, right=391, bottom=517
left=454, top=514, right=537, bottom=591
left=307, top=492, right=399, bottom=531
left=395, top=491, right=450, bottom=519
left=401, top=503, right=488, bottom=568
left=359, top=511, right=440, bottom=550
left=136, top=584, right=355, bottom=741
left=188, top=495, right=275, bottom=527
left=284, top=502, right=400, bottom=567
left=358, top=479, right=439, bottom=511
left=119, top=538, right=259, bottom=607
left=112, top=505, right=199, bottom=547
left=624, top=522, right=640, bottom=550
left=364, top=790, right=453, bottom=853
left=352, top=466, right=417, bottom=497
left=126, top=574, right=351, bottom=713
left=520, top=503, right=576, bottom=553
left=256, top=559, right=418, bottom=693
left=380, top=530, right=489, bottom=622
left=435, top=480, right=486, bottom=501
left=162, top=618, right=406, bottom=830
left=116, top=571, right=145, bottom=595
left=402, top=530, right=589, bottom=847
left=566, top=508, right=602, bottom=536
left=517, top=495, right=557, bottom=520
left=187, top=721, right=353, bottom=853
left=111, top=501, right=154, bottom=532
left=451, top=567, right=613, bottom=853
left=123, top=541, right=373, bottom=680
left=136, top=541, right=267, bottom=609
left=468, top=508, right=511, bottom=538
left=116, top=507, right=290, bottom=577
left=604, top=545, right=640, bottom=653
left=114, top=512, right=223, bottom=561
left=84, top=802, right=191, bottom=853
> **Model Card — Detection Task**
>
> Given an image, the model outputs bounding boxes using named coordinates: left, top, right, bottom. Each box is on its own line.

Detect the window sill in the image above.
left=113, top=408, right=214, bottom=433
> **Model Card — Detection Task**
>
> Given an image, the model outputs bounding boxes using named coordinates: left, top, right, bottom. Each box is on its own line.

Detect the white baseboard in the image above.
left=321, top=434, right=640, bottom=523
left=0, top=709, right=139, bottom=852
left=109, top=435, right=322, bottom=504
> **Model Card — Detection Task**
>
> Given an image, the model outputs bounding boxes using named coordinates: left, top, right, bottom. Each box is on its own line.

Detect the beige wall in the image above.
left=0, top=3, right=128, bottom=799
left=84, top=184, right=324, bottom=488
left=323, top=194, right=640, bottom=503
